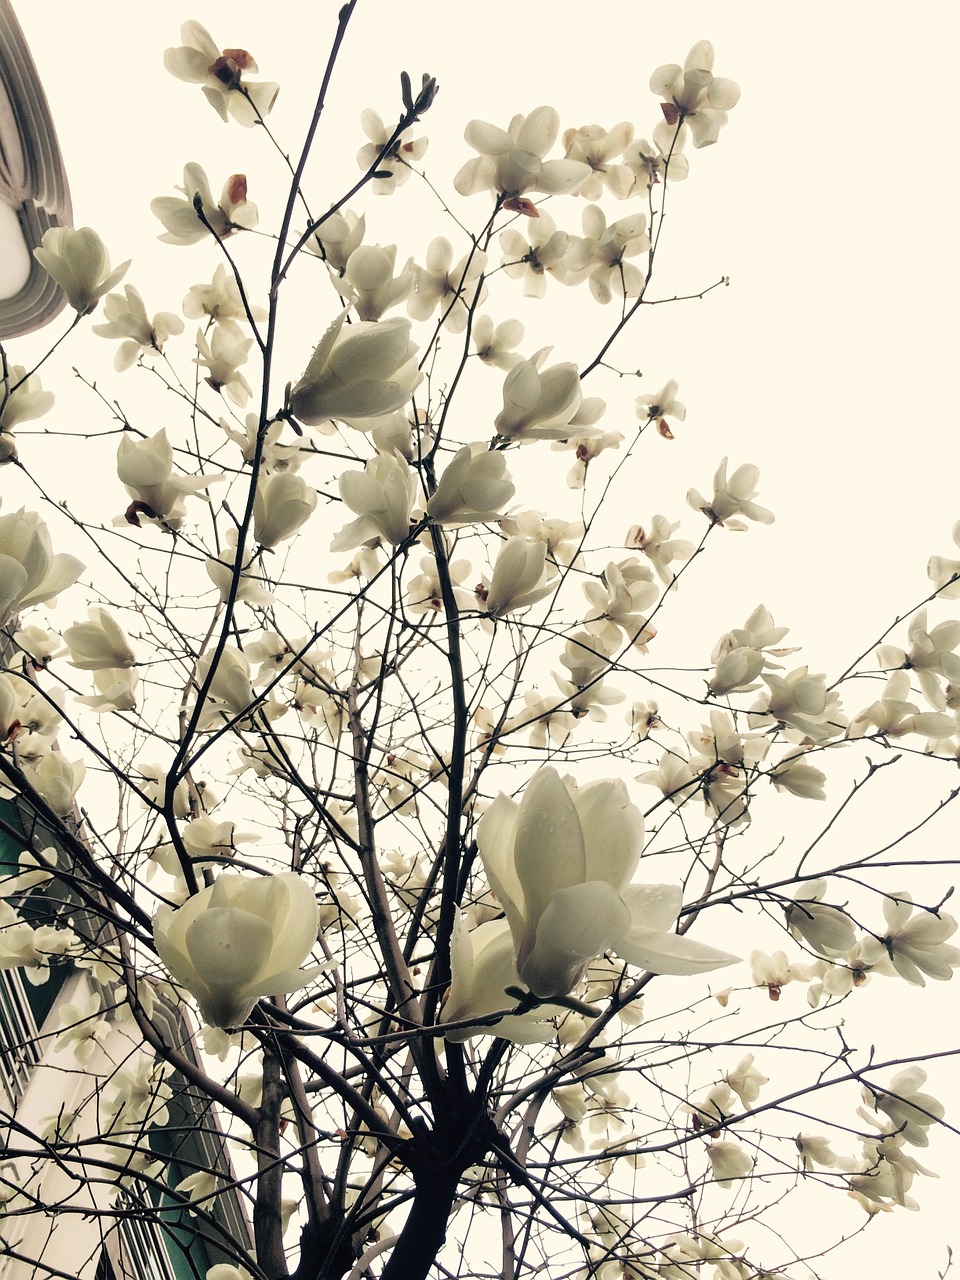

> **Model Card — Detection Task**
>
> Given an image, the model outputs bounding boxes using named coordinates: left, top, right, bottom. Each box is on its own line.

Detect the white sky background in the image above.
left=7, top=1, right=960, bottom=1275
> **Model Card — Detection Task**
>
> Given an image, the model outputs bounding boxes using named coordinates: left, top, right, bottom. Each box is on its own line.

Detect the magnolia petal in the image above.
left=521, top=879, right=630, bottom=997
left=622, top=882, right=683, bottom=931
left=512, top=767, right=585, bottom=928
left=575, top=778, right=644, bottom=892
left=476, top=794, right=526, bottom=938
left=616, top=926, right=739, bottom=976
left=185, top=907, right=273, bottom=988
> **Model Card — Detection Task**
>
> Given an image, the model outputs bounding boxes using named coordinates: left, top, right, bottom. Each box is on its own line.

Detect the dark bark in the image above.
left=379, top=1094, right=498, bottom=1280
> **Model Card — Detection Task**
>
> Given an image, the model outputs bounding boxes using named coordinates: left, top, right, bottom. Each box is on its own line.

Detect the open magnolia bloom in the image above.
left=477, top=767, right=737, bottom=999
left=117, top=429, right=224, bottom=530
left=289, top=311, right=421, bottom=428
left=454, top=106, right=590, bottom=206
left=163, top=21, right=279, bottom=127
left=649, top=41, right=740, bottom=149
left=153, top=872, right=325, bottom=1028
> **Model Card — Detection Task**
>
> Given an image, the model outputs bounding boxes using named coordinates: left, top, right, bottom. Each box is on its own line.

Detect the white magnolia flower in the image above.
left=151, top=165, right=258, bottom=246
left=164, top=22, right=278, bottom=126
left=332, top=451, right=418, bottom=550
left=454, top=106, right=590, bottom=206
left=75, top=668, right=138, bottom=713
left=153, top=872, right=324, bottom=1028
left=477, top=767, right=737, bottom=999
left=0, top=365, right=54, bottom=461
left=194, top=321, right=253, bottom=406
left=500, top=211, right=571, bottom=298
left=864, top=1068, right=945, bottom=1147
left=625, top=700, right=660, bottom=742
left=426, top=445, right=514, bottom=525
left=10, top=625, right=63, bottom=664
left=623, top=121, right=690, bottom=189
left=472, top=314, right=525, bottom=370
left=194, top=646, right=261, bottom=727
left=405, top=553, right=473, bottom=614
left=706, top=1140, right=754, bottom=1187
left=495, top=349, right=585, bottom=441
left=117, top=429, right=223, bottom=530
left=769, top=749, right=827, bottom=800
left=478, top=537, right=554, bottom=617
left=927, top=519, right=960, bottom=599
left=64, top=608, right=135, bottom=670
left=750, top=949, right=812, bottom=998
left=499, top=511, right=584, bottom=565
left=785, top=879, right=857, bottom=957
left=310, top=209, right=365, bottom=272
left=0, top=847, right=54, bottom=895
left=626, top=515, right=694, bottom=587
left=687, top=457, right=774, bottom=529
left=708, top=604, right=795, bottom=695
left=290, top=312, right=421, bottom=428
left=685, top=1081, right=735, bottom=1127
left=716, top=650, right=773, bottom=701
left=875, top=608, right=960, bottom=711
left=206, top=531, right=274, bottom=606
left=650, top=41, right=741, bottom=148
left=23, top=752, right=86, bottom=815
left=0, top=904, right=79, bottom=982
left=356, top=108, right=427, bottom=192
left=636, top=749, right=700, bottom=808
left=54, top=991, right=110, bottom=1066
left=0, top=507, right=84, bottom=625
left=796, top=1133, right=837, bottom=1171
left=92, top=285, right=183, bottom=371
left=181, top=817, right=258, bottom=859
left=752, top=666, right=847, bottom=743
left=253, top=472, right=318, bottom=548
left=859, top=893, right=960, bottom=986
left=561, top=122, right=635, bottom=199
left=339, top=244, right=414, bottom=321
left=724, top=1054, right=768, bottom=1108
left=33, top=226, right=130, bottom=315
left=662, top=1232, right=746, bottom=1280
left=582, top=558, right=657, bottom=650
left=636, top=379, right=686, bottom=438
left=562, top=205, right=649, bottom=304
left=847, top=670, right=956, bottom=742
left=501, top=690, right=576, bottom=749
left=408, top=237, right=487, bottom=332
left=555, top=429, right=624, bottom=489
left=183, top=264, right=267, bottom=324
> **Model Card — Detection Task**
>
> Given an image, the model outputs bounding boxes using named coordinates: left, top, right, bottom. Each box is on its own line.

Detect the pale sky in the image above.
left=8, top=3, right=960, bottom=1275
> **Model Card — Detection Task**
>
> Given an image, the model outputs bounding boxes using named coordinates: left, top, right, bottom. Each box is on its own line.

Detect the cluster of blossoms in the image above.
left=2, top=25, right=958, bottom=1280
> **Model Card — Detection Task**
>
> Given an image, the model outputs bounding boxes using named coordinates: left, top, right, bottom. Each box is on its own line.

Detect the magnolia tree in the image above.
left=1, top=9, right=959, bottom=1280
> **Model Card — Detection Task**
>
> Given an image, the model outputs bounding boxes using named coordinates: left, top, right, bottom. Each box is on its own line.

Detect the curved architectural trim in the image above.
left=0, top=0, right=72, bottom=339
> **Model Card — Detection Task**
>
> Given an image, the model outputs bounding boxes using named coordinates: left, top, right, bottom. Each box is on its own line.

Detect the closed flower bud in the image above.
left=253, top=472, right=318, bottom=548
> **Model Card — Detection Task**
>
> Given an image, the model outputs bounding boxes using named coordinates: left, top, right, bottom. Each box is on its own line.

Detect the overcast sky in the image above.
left=9, top=3, right=960, bottom=1275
